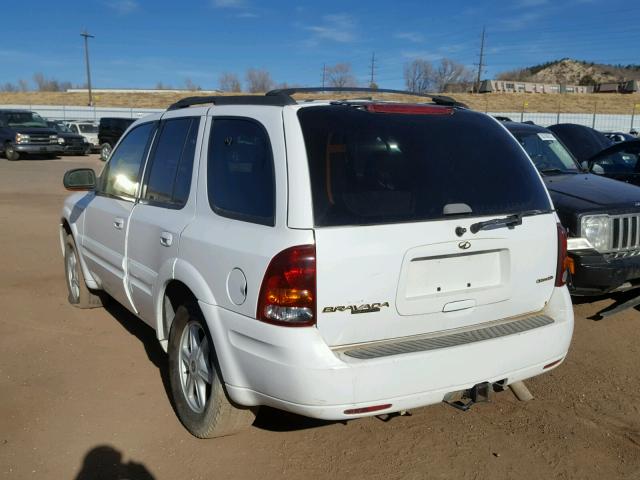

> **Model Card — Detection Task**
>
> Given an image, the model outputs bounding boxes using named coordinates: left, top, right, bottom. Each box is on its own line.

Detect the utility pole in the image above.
left=80, top=30, right=95, bottom=106
left=322, top=63, right=326, bottom=89
left=474, top=27, right=485, bottom=94
left=369, top=52, right=377, bottom=88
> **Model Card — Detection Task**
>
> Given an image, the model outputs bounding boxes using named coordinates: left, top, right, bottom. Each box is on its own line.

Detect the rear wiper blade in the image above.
left=469, top=210, right=546, bottom=234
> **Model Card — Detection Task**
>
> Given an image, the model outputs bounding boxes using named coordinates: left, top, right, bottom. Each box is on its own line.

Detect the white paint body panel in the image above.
left=60, top=102, right=574, bottom=420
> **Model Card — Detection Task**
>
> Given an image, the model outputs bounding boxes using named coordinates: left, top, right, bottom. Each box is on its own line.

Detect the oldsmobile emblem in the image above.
left=458, top=241, right=471, bottom=250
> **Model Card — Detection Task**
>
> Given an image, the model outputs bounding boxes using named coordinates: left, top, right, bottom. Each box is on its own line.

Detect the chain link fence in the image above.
left=2, top=103, right=639, bottom=133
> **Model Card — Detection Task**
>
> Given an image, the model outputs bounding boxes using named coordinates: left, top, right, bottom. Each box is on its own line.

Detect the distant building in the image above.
left=479, top=80, right=591, bottom=94
left=593, top=80, right=639, bottom=93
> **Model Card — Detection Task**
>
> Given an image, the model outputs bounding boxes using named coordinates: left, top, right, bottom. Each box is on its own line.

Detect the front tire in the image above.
left=64, top=234, right=103, bottom=309
left=168, top=304, right=256, bottom=438
left=5, top=143, right=20, bottom=161
left=100, top=143, right=112, bottom=161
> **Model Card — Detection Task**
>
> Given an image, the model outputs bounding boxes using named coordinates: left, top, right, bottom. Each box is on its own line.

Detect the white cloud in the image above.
left=105, top=0, right=138, bottom=14
left=394, top=32, right=424, bottom=43
left=305, top=14, right=357, bottom=44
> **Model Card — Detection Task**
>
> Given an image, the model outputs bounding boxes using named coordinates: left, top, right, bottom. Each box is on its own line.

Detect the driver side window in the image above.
left=98, top=122, right=155, bottom=199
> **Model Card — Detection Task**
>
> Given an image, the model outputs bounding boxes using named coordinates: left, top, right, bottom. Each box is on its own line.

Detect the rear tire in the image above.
left=64, top=234, right=103, bottom=309
left=168, top=304, right=257, bottom=438
left=100, top=143, right=112, bottom=162
left=5, top=143, right=19, bottom=161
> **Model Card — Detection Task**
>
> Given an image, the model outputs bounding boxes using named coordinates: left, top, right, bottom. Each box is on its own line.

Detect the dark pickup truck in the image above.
left=505, top=121, right=640, bottom=296
left=0, top=109, right=63, bottom=160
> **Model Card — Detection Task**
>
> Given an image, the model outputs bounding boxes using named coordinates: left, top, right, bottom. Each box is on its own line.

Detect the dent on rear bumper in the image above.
left=199, top=287, right=573, bottom=420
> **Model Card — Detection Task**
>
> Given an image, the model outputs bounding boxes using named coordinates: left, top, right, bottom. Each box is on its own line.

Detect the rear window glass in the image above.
left=297, top=106, right=551, bottom=227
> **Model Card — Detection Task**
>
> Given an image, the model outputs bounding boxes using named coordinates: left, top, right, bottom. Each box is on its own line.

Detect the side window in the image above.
left=71, top=125, right=79, bottom=134
left=142, top=117, right=199, bottom=207
left=207, top=118, right=275, bottom=226
left=99, top=122, right=155, bottom=199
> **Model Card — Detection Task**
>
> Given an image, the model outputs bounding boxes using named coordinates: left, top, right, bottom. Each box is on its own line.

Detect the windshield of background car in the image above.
left=591, top=143, right=640, bottom=174
left=79, top=124, right=97, bottom=133
left=49, top=122, right=72, bottom=133
left=513, top=130, right=579, bottom=173
left=6, top=112, right=47, bottom=128
left=297, top=106, right=552, bottom=227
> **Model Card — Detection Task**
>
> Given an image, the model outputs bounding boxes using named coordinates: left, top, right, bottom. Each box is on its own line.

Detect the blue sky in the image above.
left=1, top=0, right=639, bottom=90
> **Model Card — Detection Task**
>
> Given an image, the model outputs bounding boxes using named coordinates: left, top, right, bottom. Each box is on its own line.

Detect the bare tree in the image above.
left=184, top=78, right=201, bottom=91
left=1, top=82, right=18, bottom=92
left=245, top=68, right=274, bottom=93
left=18, top=79, right=29, bottom=92
left=32, top=72, right=71, bottom=92
left=403, top=59, right=434, bottom=93
left=326, top=63, right=357, bottom=88
left=218, top=72, right=242, bottom=92
left=155, top=81, right=172, bottom=90
left=433, top=58, right=474, bottom=93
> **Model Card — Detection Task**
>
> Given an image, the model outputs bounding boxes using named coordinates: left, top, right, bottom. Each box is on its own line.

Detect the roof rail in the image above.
left=167, top=94, right=296, bottom=110
left=265, top=87, right=467, bottom=108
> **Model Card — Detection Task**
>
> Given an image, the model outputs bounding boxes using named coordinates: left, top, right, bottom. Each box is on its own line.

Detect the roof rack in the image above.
left=167, top=87, right=467, bottom=111
left=266, top=87, right=467, bottom=108
left=167, top=94, right=296, bottom=110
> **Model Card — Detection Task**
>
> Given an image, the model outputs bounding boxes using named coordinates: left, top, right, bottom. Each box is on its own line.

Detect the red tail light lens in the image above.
left=257, top=245, right=316, bottom=327
left=365, top=104, right=453, bottom=115
left=555, top=223, right=569, bottom=287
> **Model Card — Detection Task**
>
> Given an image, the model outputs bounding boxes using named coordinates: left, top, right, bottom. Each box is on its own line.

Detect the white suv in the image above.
left=60, top=89, right=574, bottom=438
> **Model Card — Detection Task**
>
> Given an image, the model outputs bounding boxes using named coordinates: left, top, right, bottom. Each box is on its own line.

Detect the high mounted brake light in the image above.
left=257, top=245, right=316, bottom=327
left=365, top=104, right=453, bottom=115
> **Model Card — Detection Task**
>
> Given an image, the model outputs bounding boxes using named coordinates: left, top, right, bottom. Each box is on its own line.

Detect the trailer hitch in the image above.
left=444, top=382, right=491, bottom=412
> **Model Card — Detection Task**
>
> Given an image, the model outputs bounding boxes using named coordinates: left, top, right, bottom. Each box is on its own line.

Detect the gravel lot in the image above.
left=1, top=155, right=639, bottom=480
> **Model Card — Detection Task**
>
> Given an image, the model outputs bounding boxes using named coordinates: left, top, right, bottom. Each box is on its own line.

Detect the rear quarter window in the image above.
left=207, top=118, right=275, bottom=226
left=297, top=106, right=551, bottom=227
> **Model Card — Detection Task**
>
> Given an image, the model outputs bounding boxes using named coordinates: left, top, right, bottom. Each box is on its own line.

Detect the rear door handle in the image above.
left=113, top=217, right=124, bottom=230
left=160, top=231, right=173, bottom=247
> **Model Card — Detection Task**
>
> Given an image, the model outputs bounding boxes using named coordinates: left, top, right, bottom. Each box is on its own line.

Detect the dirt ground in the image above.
left=1, top=155, right=639, bottom=480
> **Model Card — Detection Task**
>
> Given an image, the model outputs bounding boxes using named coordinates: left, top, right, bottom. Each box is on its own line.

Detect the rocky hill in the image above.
left=497, top=59, right=640, bottom=85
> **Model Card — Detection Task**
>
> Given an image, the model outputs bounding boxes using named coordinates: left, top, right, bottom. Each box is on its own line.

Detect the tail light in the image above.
left=555, top=223, right=569, bottom=287
left=257, top=245, right=316, bottom=327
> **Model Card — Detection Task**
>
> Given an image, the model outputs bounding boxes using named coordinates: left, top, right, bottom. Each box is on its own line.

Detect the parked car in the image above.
left=60, top=90, right=573, bottom=438
left=65, top=121, right=99, bottom=152
left=505, top=121, right=640, bottom=296
left=547, top=123, right=612, bottom=164
left=47, top=121, right=91, bottom=155
left=0, top=109, right=62, bottom=160
left=604, top=131, right=637, bottom=143
left=583, top=140, right=640, bottom=185
left=98, top=117, right=135, bottom=161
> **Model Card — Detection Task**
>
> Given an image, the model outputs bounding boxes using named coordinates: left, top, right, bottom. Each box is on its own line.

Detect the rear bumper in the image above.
left=15, top=144, right=63, bottom=154
left=569, top=249, right=640, bottom=296
left=61, top=144, right=88, bottom=154
left=200, top=287, right=573, bottom=420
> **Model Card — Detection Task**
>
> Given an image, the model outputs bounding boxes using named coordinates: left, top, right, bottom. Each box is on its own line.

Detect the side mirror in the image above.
left=63, top=168, right=96, bottom=191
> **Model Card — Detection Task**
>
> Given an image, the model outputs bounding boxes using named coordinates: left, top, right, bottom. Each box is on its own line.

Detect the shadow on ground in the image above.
left=74, top=445, right=155, bottom=480
left=571, top=289, right=640, bottom=320
left=103, top=298, right=336, bottom=433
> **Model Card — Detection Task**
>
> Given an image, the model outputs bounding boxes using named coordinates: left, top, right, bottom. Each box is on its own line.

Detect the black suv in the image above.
left=505, top=121, right=640, bottom=296
left=98, top=117, right=135, bottom=161
left=0, top=109, right=63, bottom=161
left=46, top=121, right=90, bottom=155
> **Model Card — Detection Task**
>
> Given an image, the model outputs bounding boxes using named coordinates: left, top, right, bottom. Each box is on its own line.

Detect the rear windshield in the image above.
left=297, top=106, right=551, bottom=227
